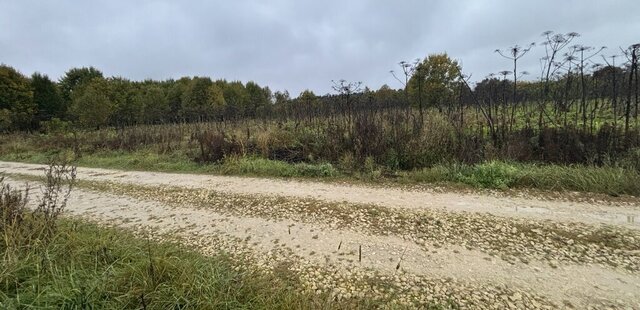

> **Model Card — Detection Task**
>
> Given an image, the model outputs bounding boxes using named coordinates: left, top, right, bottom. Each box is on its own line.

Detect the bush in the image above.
left=296, top=162, right=337, bottom=177
left=459, top=161, right=520, bottom=189
left=40, top=118, right=71, bottom=134
left=193, top=130, right=243, bottom=163
left=1, top=163, right=76, bottom=251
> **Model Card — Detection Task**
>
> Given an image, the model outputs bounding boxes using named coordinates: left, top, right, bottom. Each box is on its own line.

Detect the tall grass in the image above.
left=409, top=161, right=640, bottom=196
left=2, top=220, right=364, bottom=309
left=219, top=156, right=338, bottom=178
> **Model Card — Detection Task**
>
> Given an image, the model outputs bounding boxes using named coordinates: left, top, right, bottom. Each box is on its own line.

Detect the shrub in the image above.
left=459, top=161, right=520, bottom=189
left=193, top=130, right=242, bottom=163
left=1, top=162, right=76, bottom=257
left=296, top=162, right=337, bottom=177
left=40, top=117, right=71, bottom=134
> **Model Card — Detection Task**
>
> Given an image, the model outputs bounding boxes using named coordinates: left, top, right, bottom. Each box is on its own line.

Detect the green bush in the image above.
left=296, top=162, right=337, bottom=177
left=459, top=161, right=520, bottom=189
left=40, top=118, right=71, bottom=134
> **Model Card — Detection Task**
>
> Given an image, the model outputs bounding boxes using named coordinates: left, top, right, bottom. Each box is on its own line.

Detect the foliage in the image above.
left=69, top=78, right=113, bottom=128
left=0, top=31, right=639, bottom=196
left=31, top=73, right=64, bottom=122
left=58, top=67, right=104, bottom=108
left=410, top=161, right=640, bottom=196
left=0, top=65, right=35, bottom=130
left=408, top=53, right=461, bottom=110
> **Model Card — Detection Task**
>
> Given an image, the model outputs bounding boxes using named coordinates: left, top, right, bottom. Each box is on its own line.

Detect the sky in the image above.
left=1, top=0, right=639, bottom=95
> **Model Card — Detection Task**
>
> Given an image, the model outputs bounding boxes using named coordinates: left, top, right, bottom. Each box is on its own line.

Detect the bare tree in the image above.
left=495, top=43, right=535, bottom=102
left=621, top=44, right=640, bottom=135
left=331, top=79, right=362, bottom=130
left=537, top=31, right=580, bottom=131
left=390, top=59, right=421, bottom=119
left=572, top=45, right=606, bottom=131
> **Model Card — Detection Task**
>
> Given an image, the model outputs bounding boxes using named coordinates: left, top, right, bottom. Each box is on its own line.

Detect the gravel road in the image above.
left=2, top=161, right=639, bottom=309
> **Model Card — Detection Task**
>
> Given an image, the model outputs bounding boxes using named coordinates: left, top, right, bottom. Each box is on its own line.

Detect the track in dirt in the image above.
left=1, top=161, right=638, bottom=229
left=2, top=161, right=640, bottom=309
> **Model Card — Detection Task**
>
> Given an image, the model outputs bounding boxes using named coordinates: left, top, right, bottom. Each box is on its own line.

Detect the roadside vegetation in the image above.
left=1, top=32, right=639, bottom=196
left=2, top=131, right=640, bottom=196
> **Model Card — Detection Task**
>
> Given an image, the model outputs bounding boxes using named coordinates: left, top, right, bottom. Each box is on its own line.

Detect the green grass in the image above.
left=408, top=161, right=640, bottom=196
left=218, top=156, right=338, bottom=178
left=2, top=148, right=640, bottom=197
left=0, top=150, right=338, bottom=178
left=0, top=149, right=208, bottom=173
left=0, top=218, right=380, bottom=309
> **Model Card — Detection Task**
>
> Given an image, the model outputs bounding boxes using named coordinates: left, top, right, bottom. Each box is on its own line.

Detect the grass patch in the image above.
left=2, top=220, right=316, bottom=309
left=77, top=150, right=207, bottom=173
left=2, top=148, right=640, bottom=196
left=408, top=161, right=640, bottom=196
left=218, top=156, right=338, bottom=178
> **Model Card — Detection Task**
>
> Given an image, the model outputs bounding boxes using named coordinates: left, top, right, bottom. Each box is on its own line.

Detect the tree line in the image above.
left=0, top=66, right=276, bottom=131
left=1, top=31, right=639, bottom=144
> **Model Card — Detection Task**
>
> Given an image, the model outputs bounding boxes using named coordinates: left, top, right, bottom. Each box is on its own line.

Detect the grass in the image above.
left=2, top=218, right=396, bottom=309
left=408, top=161, right=640, bottom=196
left=0, top=150, right=338, bottom=178
left=218, top=156, right=338, bottom=178
left=0, top=149, right=209, bottom=173
left=2, top=147, right=640, bottom=197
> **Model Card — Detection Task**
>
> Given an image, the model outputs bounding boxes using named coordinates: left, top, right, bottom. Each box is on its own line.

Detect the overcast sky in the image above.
left=1, top=0, right=639, bottom=95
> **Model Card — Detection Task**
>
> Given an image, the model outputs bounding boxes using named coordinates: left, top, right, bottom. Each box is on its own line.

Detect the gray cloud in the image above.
left=1, top=0, right=639, bottom=95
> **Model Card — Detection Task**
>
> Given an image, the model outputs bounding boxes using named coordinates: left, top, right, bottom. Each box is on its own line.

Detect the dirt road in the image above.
left=2, top=161, right=639, bottom=308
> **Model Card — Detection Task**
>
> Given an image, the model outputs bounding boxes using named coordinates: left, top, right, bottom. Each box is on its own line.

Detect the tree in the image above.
left=273, top=90, right=290, bottom=120
left=274, top=90, right=290, bottom=104
left=166, top=77, right=191, bottom=120
left=298, top=90, right=318, bottom=121
left=107, top=77, right=140, bottom=126
left=0, top=65, right=35, bottom=130
left=407, top=53, right=461, bottom=123
left=137, top=85, right=170, bottom=123
left=69, top=78, right=113, bottom=128
left=59, top=67, right=104, bottom=117
left=375, top=84, right=403, bottom=110
left=31, top=73, right=64, bottom=123
left=222, top=81, right=249, bottom=120
left=245, top=81, right=270, bottom=118
left=208, top=84, right=226, bottom=120
left=0, top=109, right=12, bottom=132
left=178, top=77, right=227, bottom=121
